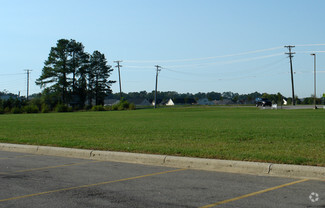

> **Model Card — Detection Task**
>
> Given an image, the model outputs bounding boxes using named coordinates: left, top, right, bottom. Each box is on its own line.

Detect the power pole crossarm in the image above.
left=154, top=65, right=162, bottom=109
left=284, top=45, right=295, bottom=106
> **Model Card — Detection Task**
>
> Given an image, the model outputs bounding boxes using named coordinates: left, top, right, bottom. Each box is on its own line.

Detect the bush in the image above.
left=129, top=103, right=136, bottom=110
left=104, top=106, right=112, bottom=111
left=55, top=104, right=72, bottom=112
left=4, top=107, right=11, bottom=113
left=11, top=107, right=22, bottom=114
left=41, top=104, right=50, bottom=113
left=85, top=105, right=93, bottom=110
left=0, top=107, right=4, bottom=114
left=111, top=104, right=119, bottom=111
left=24, top=105, right=39, bottom=113
left=112, top=99, right=135, bottom=111
left=91, top=105, right=105, bottom=111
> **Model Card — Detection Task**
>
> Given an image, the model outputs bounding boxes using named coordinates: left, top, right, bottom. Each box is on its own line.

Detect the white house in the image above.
left=166, top=98, right=175, bottom=106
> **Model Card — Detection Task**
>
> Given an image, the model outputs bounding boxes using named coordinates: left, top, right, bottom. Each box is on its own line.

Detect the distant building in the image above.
left=128, top=98, right=151, bottom=106
left=0, top=95, right=12, bottom=100
left=197, top=98, right=214, bottom=105
left=213, top=99, right=235, bottom=105
left=165, top=98, right=196, bottom=106
left=166, top=98, right=175, bottom=106
left=104, top=99, right=120, bottom=106
left=151, top=99, right=163, bottom=106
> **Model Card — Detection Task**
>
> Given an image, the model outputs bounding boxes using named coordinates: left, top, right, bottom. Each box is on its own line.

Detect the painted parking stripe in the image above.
left=14, top=160, right=102, bottom=173
left=200, top=179, right=309, bottom=208
left=0, top=154, right=37, bottom=160
left=0, top=160, right=102, bottom=175
left=0, top=168, right=187, bottom=202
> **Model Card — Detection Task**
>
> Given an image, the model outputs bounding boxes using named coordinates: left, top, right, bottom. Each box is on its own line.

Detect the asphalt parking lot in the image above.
left=0, top=150, right=324, bottom=208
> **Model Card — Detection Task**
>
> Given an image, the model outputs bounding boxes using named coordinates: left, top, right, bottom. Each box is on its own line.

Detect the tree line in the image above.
left=109, top=91, right=277, bottom=104
left=109, top=91, right=323, bottom=105
left=1, top=89, right=323, bottom=114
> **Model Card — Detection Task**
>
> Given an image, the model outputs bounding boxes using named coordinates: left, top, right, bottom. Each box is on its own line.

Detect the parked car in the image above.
left=255, top=98, right=272, bottom=107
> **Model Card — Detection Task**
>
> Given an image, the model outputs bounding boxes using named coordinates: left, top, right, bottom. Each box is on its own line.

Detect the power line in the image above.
left=124, top=53, right=284, bottom=70
left=0, top=73, right=25, bottom=76
left=124, top=46, right=284, bottom=63
left=295, top=43, right=325, bottom=47
left=285, top=45, right=296, bottom=106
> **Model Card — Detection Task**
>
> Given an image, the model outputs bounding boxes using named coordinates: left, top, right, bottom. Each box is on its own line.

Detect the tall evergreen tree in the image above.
left=36, top=39, right=71, bottom=104
left=67, top=40, right=86, bottom=93
left=37, top=39, right=115, bottom=107
left=89, top=51, right=115, bottom=105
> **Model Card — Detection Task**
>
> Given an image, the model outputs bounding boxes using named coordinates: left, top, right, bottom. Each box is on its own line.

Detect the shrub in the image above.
left=11, top=107, right=22, bottom=114
left=24, top=105, right=39, bottom=113
left=91, top=105, right=105, bottom=111
left=129, top=103, right=136, bottom=110
left=4, top=107, right=11, bottom=113
left=85, top=105, right=93, bottom=111
left=104, top=105, right=112, bottom=111
left=111, top=104, right=119, bottom=111
left=55, top=104, right=72, bottom=112
left=112, top=99, right=134, bottom=111
left=0, top=107, right=4, bottom=114
left=41, top=104, right=50, bottom=113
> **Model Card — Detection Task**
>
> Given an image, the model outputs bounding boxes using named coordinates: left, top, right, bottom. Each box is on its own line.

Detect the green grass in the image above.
left=0, top=107, right=324, bottom=166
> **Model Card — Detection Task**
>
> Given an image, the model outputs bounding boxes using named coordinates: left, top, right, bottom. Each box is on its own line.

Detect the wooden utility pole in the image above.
left=24, top=69, right=32, bottom=101
left=154, top=65, right=161, bottom=109
left=114, top=61, right=123, bottom=100
left=285, top=45, right=296, bottom=105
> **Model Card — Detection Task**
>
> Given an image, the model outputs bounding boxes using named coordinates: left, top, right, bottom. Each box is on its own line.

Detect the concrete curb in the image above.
left=0, top=143, right=324, bottom=180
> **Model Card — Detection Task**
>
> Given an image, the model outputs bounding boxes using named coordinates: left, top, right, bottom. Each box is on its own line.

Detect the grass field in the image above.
left=0, top=106, right=324, bottom=166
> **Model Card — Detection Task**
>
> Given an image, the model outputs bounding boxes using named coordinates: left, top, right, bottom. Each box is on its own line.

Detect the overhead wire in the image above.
left=0, top=73, right=25, bottom=76
left=123, top=46, right=283, bottom=63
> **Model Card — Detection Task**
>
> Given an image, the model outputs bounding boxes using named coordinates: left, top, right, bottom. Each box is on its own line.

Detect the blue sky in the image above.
left=1, top=0, right=325, bottom=98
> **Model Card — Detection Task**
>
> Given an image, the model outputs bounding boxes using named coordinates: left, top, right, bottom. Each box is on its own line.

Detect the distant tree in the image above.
left=36, top=39, right=71, bottom=104
left=67, top=40, right=87, bottom=93
left=37, top=39, right=115, bottom=107
left=89, top=51, right=115, bottom=105
left=207, top=91, right=222, bottom=100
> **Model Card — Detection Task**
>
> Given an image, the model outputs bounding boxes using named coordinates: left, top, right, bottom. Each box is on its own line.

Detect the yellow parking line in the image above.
left=0, top=168, right=187, bottom=202
left=14, top=160, right=102, bottom=173
left=200, top=179, right=309, bottom=208
left=0, top=154, right=37, bottom=160
left=0, top=161, right=102, bottom=175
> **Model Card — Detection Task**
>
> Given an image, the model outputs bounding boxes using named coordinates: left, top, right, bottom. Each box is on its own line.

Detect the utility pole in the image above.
left=311, top=53, right=317, bottom=109
left=154, top=65, right=161, bottom=109
left=24, top=69, right=32, bottom=101
left=114, top=61, right=123, bottom=100
left=285, top=45, right=296, bottom=106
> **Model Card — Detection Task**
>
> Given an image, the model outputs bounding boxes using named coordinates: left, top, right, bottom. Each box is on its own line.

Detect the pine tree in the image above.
left=89, top=51, right=115, bottom=105
left=36, top=39, right=71, bottom=104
